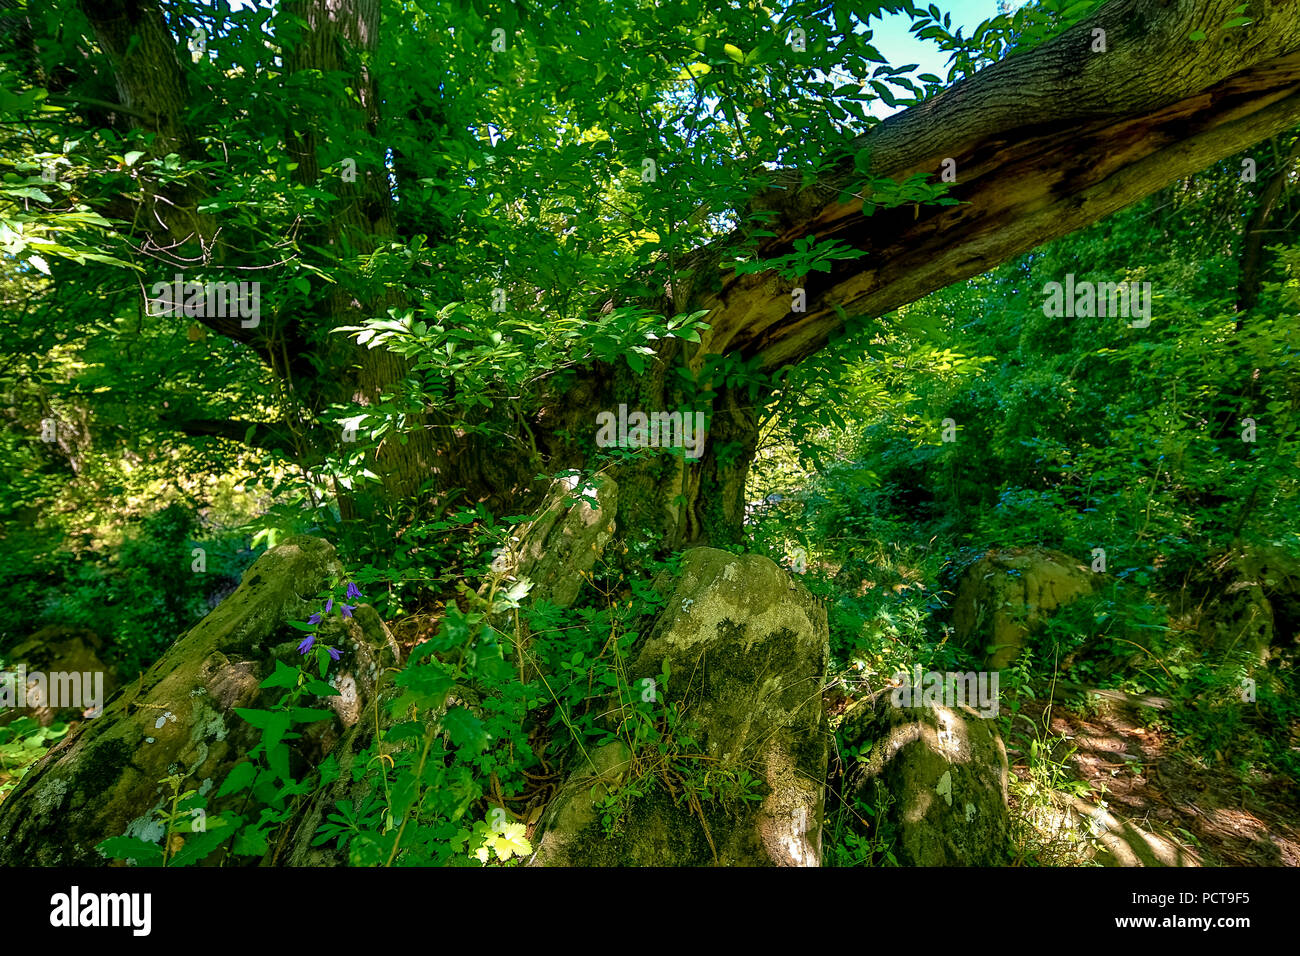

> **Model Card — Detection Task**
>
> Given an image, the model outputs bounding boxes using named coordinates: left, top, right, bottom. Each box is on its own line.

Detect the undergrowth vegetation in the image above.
left=4, top=165, right=1297, bottom=866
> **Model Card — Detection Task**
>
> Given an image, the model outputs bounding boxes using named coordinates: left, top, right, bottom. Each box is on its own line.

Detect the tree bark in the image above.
left=0, top=538, right=400, bottom=866
left=690, top=0, right=1300, bottom=374
left=1237, top=135, right=1300, bottom=316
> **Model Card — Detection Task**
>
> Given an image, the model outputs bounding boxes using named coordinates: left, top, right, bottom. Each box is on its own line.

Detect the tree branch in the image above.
left=44, top=93, right=155, bottom=123
left=160, top=416, right=297, bottom=454
left=688, top=0, right=1300, bottom=373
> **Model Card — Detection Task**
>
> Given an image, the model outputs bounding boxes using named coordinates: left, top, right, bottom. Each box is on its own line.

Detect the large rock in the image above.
left=1242, top=546, right=1300, bottom=642
left=952, top=548, right=1097, bottom=669
left=529, top=547, right=829, bottom=866
left=1183, top=547, right=1300, bottom=663
left=1, top=626, right=120, bottom=727
left=489, top=475, right=618, bottom=609
left=0, top=536, right=397, bottom=866
left=842, top=697, right=1011, bottom=866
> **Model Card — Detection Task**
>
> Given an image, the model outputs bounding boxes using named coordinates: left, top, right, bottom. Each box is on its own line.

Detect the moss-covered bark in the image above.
left=0, top=537, right=397, bottom=866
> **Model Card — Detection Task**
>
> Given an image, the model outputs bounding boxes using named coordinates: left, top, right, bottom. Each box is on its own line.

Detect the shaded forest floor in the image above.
left=1014, top=697, right=1300, bottom=866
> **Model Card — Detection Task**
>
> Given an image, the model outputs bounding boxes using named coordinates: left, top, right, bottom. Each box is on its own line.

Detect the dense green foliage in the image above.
left=0, top=0, right=1296, bottom=867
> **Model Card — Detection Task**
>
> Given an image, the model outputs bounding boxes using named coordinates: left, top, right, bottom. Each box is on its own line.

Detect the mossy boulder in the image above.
left=1, top=626, right=119, bottom=727
left=1185, top=547, right=1300, bottom=662
left=952, top=548, right=1097, bottom=669
left=492, top=475, right=618, bottom=609
left=529, top=547, right=829, bottom=866
left=843, top=697, right=1011, bottom=866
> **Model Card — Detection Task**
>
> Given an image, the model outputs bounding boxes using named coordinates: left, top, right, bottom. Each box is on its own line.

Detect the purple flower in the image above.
left=340, top=603, right=355, bottom=619
left=327, top=646, right=342, bottom=661
left=307, top=613, right=322, bottom=626
left=325, top=597, right=333, bottom=614
left=346, top=581, right=363, bottom=600
left=297, top=634, right=316, bottom=654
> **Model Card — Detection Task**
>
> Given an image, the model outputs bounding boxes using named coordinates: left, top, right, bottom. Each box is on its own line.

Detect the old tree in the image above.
left=1, top=0, right=1298, bottom=864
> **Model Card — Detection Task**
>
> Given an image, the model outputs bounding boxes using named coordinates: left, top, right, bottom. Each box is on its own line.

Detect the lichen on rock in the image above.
left=529, top=547, right=830, bottom=866
left=842, top=697, right=1011, bottom=866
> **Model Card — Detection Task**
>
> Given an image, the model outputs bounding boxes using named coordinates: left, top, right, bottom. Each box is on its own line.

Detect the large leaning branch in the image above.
left=690, top=0, right=1300, bottom=373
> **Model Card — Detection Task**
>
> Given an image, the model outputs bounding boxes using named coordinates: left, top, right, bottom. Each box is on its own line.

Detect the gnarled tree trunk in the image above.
left=0, top=538, right=399, bottom=866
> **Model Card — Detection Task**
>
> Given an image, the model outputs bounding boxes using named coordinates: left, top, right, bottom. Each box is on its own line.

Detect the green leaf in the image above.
left=442, top=706, right=490, bottom=754
left=318, top=753, right=341, bottom=787
left=385, top=719, right=426, bottom=743
left=168, top=816, right=237, bottom=867
left=304, top=679, right=339, bottom=697
left=7, top=187, right=51, bottom=202
left=232, top=708, right=279, bottom=730
left=97, top=836, right=164, bottom=866
left=869, top=81, right=897, bottom=107
left=232, top=827, right=269, bottom=856
left=267, top=741, right=291, bottom=781
left=259, top=660, right=302, bottom=689
left=289, top=706, right=335, bottom=724
left=234, top=708, right=292, bottom=749
left=216, top=761, right=257, bottom=797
